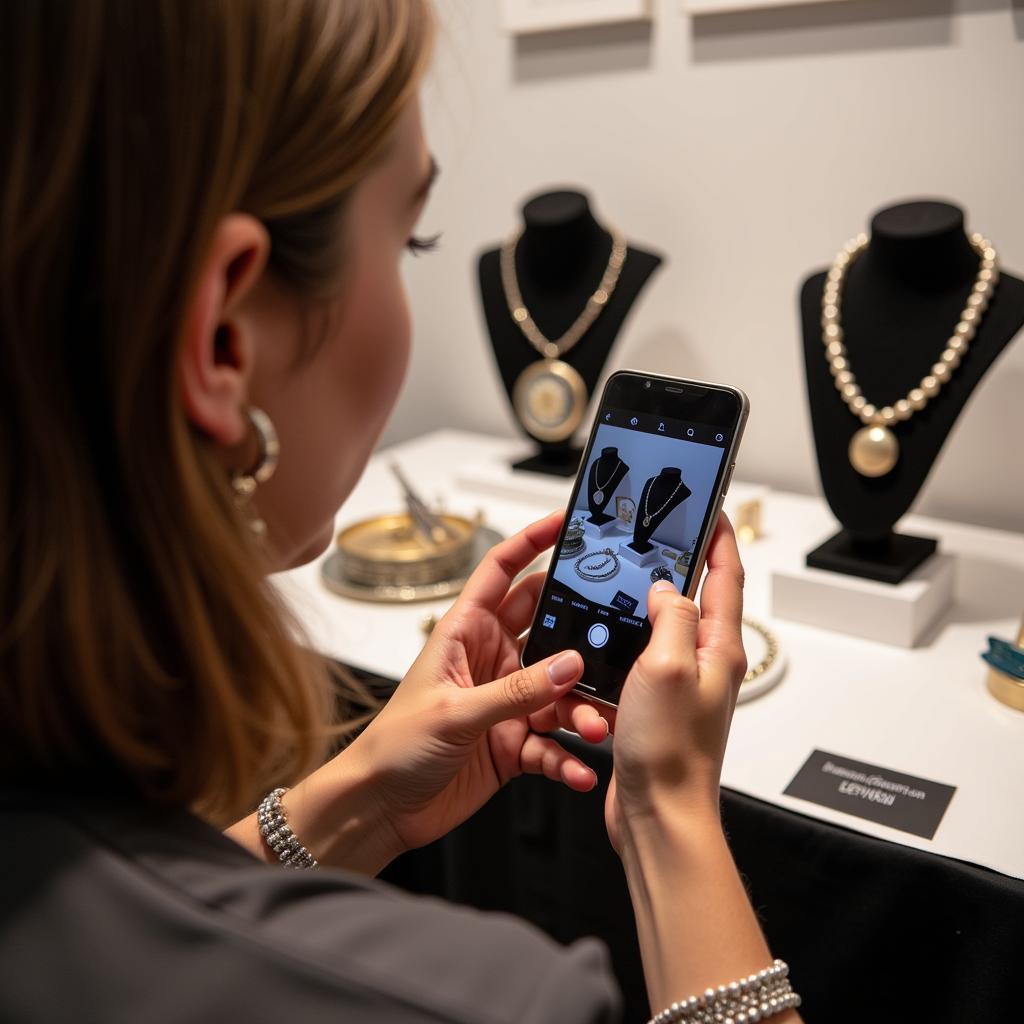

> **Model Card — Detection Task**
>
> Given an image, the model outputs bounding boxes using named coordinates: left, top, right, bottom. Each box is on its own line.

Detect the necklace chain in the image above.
left=823, top=231, right=998, bottom=427
left=642, top=477, right=683, bottom=528
left=593, top=457, right=622, bottom=493
left=500, top=228, right=628, bottom=360
left=574, top=547, right=620, bottom=582
left=742, top=616, right=779, bottom=684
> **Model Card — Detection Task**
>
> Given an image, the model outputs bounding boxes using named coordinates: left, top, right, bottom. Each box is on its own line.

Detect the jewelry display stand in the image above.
left=619, top=542, right=661, bottom=568
left=584, top=446, right=630, bottom=524
left=772, top=550, right=956, bottom=648
left=799, top=200, right=1024, bottom=585
left=478, top=190, right=662, bottom=477
left=628, top=469, right=691, bottom=554
left=584, top=518, right=626, bottom=540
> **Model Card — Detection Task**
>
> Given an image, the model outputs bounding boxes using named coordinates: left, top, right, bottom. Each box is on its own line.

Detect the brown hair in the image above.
left=0, top=0, right=434, bottom=823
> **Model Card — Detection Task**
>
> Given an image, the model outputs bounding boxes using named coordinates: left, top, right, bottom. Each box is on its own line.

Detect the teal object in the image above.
left=982, top=635, right=1024, bottom=681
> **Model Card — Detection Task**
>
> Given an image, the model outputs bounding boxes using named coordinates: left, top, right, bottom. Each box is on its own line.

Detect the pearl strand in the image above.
left=822, top=231, right=998, bottom=427
left=257, top=788, right=318, bottom=869
left=648, top=960, right=801, bottom=1024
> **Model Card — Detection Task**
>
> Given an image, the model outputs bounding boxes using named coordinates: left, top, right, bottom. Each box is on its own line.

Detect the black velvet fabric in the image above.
left=379, top=721, right=1024, bottom=1024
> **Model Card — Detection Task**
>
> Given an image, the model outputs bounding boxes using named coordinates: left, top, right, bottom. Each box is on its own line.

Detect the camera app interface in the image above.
left=536, top=408, right=730, bottom=696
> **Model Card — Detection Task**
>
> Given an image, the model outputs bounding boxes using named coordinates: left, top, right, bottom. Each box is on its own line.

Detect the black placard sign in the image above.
left=784, top=749, right=956, bottom=840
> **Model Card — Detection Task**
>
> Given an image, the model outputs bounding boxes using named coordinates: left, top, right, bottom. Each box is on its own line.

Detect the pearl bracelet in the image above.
left=648, top=960, right=800, bottom=1024
left=257, top=787, right=318, bottom=869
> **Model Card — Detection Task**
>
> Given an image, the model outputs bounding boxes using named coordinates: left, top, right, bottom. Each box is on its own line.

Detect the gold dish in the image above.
left=335, top=512, right=477, bottom=587
left=987, top=615, right=1024, bottom=712
left=987, top=666, right=1024, bottom=713
left=323, top=521, right=504, bottom=603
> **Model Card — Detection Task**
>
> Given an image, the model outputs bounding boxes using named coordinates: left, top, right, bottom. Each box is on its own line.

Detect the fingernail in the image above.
left=547, top=651, right=581, bottom=687
left=652, top=580, right=676, bottom=593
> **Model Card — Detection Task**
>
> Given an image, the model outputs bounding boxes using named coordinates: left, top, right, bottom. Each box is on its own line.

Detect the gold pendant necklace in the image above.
left=823, top=231, right=998, bottom=477
left=502, top=228, right=627, bottom=443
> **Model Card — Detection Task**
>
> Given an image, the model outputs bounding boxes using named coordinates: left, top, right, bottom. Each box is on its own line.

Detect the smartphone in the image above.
left=521, top=370, right=749, bottom=707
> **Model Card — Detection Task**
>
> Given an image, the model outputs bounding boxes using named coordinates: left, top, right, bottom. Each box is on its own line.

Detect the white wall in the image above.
left=385, top=0, right=1024, bottom=533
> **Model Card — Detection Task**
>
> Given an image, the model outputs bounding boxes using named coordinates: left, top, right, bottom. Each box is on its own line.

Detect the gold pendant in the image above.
left=849, top=425, right=899, bottom=477
left=512, top=358, right=588, bottom=443
left=594, top=489, right=604, bottom=504
left=643, top=516, right=651, bottom=527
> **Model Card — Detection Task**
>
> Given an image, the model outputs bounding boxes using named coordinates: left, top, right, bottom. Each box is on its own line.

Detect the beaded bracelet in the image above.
left=257, top=787, right=318, bottom=869
left=648, top=960, right=800, bottom=1024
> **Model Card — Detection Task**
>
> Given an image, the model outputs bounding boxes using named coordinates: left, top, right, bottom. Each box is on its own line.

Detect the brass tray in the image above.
left=334, top=512, right=477, bottom=587
left=322, top=522, right=504, bottom=603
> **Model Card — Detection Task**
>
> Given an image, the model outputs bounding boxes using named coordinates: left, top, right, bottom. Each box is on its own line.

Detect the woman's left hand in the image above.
left=227, top=510, right=614, bottom=873
left=347, top=510, right=606, bottom=860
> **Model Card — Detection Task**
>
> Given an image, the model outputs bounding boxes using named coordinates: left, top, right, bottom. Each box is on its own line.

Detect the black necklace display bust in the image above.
left=478, top=189, right=662, bottom=477
left=800, top=199, right=1024, bottom=584
left=586, top=447, right=630, bottom=524
left=630, top=468, right=691, bottom=553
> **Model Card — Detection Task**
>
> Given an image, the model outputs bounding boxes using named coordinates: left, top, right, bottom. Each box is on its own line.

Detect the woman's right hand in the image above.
left=536, top=513, right=798, bottom=1019
left=605, top=512, right=747, bottom=855
left=545, top=513, right=799, bottom=1019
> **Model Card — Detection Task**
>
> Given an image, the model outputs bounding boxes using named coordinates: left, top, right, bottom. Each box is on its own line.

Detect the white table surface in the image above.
left=272, top=429, right=1024, bottom=881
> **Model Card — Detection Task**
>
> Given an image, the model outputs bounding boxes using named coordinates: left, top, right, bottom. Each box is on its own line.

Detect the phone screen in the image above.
left=522, top=372, right=746, bottom=706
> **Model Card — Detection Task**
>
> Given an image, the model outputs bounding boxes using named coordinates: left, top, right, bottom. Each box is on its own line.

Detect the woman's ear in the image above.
left=178, top=213, right=270, bottom=448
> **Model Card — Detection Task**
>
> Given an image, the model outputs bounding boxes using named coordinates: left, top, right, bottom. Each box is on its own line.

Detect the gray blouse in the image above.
left=0, top=788, right=621, bottom=1023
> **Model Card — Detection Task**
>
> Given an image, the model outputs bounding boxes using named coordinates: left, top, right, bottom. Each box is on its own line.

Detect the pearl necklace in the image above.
left=823, top=231, right=998, bottom=477
left=641, top=477, right=683, bottom=528
left=592, top=457, right=621, bottom=505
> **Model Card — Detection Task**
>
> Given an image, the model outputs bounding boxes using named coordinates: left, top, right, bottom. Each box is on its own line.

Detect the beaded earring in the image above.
left=230, top=406, right=279, bottom=537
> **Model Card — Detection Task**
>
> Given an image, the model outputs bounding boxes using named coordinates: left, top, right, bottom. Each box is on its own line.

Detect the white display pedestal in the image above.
left=454, top=452, right=575, bottom=506
left=618, top=541, right=661, bottom=568
left=771, top=552, right=956, bottom=648
left=583, top=516, right=626, bottom=540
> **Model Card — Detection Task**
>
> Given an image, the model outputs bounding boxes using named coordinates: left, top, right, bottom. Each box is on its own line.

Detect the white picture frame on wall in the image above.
left=683, top=0, right=850, bottom=13
left=502, top=0, right=652, bottom=35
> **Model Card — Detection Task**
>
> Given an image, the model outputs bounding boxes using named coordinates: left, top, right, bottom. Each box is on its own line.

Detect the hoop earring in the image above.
left=231, top=406, right=279, bottom=537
